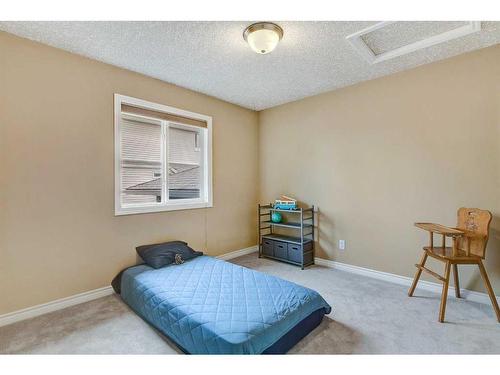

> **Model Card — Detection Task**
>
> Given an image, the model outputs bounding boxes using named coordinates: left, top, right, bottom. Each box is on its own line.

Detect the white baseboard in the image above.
left=2, top=246, right=495, bottom=328
left=216, top=245, right=258, bottom=261
left=218, top=246, right=498, bottom=305
left=314, top=257, right=499, bottom=306
left=0, top=246, right=259, bottom=328
left=0, top=286, right=114, bottom=328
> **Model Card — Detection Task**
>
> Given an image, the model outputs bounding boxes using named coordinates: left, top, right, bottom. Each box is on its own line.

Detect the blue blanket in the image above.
left=121, top=256, right=331, bottom=354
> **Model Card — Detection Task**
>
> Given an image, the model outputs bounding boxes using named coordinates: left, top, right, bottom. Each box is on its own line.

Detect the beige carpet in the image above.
left=1, top=254, right=499, bottom=354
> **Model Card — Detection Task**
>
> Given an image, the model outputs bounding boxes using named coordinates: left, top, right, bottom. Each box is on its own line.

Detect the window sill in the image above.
left=115, top=201, right=213, bottom=216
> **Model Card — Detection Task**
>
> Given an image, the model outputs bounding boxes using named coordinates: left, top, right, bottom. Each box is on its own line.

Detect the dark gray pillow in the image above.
left=136, top=240, right=203, bottom=269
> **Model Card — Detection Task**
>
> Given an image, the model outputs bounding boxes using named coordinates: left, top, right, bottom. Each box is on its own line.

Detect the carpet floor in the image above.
left=1, top=254, right=499, bottom=354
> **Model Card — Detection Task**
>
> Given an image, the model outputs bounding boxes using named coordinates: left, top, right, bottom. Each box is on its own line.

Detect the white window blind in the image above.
left=121, top=118, right=162, bottom=163
left=120, top=115, right=164, bottom=206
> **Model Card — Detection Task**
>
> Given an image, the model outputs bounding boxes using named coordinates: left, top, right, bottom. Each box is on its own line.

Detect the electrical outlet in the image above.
left=338, top=240, right=346, bottom=251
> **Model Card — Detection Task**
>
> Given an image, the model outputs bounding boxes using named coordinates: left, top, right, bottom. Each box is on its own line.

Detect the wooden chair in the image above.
left=408, top=208, right=500, bottom=323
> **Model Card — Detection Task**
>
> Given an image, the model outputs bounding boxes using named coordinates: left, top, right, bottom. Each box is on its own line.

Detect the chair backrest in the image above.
left=456, top=207, right=492, bottom=258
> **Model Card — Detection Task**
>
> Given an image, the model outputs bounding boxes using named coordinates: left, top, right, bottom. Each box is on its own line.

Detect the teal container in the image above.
left=271, top=212, right=282, bottom=223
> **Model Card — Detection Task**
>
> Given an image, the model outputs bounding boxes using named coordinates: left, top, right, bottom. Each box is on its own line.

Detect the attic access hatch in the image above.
left=346, top=21, right=481, bottom=64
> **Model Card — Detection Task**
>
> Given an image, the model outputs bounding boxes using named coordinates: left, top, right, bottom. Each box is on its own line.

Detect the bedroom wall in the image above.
left=259, top=45, right=500, bottom=294
left=0, top=32, right=259, bottom=315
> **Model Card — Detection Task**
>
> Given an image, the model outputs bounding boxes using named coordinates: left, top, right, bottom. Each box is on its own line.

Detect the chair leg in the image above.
left=439, top=261, right=451, bottom=323
left=408, top=251, right=428, bottom=297
left=452, top=264, right=460, bottom=298
left=477, top=260, right=500, bottom=322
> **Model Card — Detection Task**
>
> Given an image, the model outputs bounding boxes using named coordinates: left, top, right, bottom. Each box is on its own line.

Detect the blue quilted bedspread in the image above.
left=120, top=256, right=331, bottom=354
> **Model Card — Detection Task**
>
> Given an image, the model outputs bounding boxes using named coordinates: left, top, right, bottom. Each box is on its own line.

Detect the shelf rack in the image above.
left=258, top=203, right=315, bottom=269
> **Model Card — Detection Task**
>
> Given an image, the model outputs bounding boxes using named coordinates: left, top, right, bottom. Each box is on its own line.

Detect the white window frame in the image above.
left=114, top=94, right=213, bottom=216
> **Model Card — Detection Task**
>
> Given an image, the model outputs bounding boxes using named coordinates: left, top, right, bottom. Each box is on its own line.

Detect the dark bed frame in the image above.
left=150, top=307, right=327, bottom=355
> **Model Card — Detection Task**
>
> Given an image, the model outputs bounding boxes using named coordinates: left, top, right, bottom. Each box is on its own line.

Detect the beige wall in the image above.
left=1, top=30, right=499, bottom=316
left=0, top=32, right=259, bottom=315
left=259, top=45, right=500, bottom=294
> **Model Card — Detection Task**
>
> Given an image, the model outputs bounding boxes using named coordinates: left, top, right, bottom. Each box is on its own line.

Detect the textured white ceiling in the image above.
left=0, top=21, right=499, bottom=110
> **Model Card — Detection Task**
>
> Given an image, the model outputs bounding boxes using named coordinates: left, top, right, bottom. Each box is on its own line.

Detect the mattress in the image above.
left=119, top=255, right=331, bottom=354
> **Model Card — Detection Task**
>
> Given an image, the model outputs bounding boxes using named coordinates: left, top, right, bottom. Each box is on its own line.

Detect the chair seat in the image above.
left=423, top=246, right=481, bottom=261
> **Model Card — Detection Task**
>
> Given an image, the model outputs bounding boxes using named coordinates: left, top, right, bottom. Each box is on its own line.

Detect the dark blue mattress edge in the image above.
left=125, top=302, right=328, bottom=355
left=262, top=307, right=327, bottom=354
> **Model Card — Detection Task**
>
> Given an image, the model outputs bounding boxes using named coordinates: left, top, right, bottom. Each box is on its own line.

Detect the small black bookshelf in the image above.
left=258, top=204, right=315, bottom=269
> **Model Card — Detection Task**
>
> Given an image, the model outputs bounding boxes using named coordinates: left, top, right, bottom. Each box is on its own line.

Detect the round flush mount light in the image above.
left=243, top=22, right=283, bottom=55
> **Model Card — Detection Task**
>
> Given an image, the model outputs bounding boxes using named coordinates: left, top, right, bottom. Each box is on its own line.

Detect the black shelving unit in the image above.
left=258, top=204, right=315, bottom=269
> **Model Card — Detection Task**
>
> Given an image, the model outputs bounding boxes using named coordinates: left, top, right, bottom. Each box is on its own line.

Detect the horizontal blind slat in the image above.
left=121, top=119, right=162, bottom=162
left=120, top=116, right=163, bottom=206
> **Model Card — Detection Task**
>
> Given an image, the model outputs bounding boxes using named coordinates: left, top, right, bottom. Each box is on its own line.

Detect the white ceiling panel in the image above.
left=361, top=21, right=469, bottom=55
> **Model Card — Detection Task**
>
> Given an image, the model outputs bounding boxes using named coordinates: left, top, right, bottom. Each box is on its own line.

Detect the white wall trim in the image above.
left=0, top=246, right=259, bottom=328
left=216, top=245, right=258, bottom=261
left=315, top=257, right=499, bottom=306
left=3, top=247, right=494, bottom=328
left=216, top=246, right=499, bottom=305
left=0, top=286, right=114, bottom=328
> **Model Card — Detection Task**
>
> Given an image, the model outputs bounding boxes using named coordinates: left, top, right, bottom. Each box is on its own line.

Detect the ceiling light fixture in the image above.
left=243, top=22, right=283, bottom=55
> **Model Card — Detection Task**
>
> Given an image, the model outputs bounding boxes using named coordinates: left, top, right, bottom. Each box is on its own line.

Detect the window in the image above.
left=114, top=94, right=212, bottom=215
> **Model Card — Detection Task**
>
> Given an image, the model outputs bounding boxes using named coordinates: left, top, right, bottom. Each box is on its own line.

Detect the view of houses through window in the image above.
left=120, top=115, right=202, bottom=206
left=167, top=126, right=201, bottom=200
